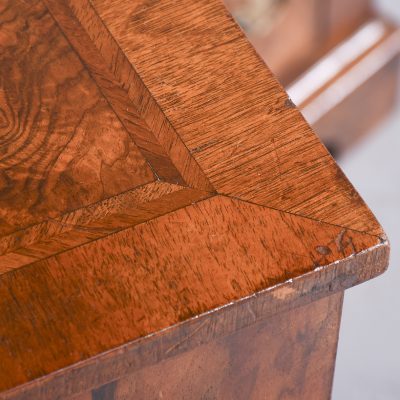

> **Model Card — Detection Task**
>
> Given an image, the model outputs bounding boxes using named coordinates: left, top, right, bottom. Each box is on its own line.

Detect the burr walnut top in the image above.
left=0, top=0, right=388, bottom=398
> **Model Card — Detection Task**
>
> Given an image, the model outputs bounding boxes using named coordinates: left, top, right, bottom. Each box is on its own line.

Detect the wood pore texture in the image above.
left=0, top=0, right=390, bottom=399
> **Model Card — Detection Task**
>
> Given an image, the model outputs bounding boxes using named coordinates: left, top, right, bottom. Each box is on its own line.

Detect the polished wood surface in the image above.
left=0, top=0, right=390, bottom=399
left=0, top=0, right=213, bottom=269
left=0, top=0, right=154, bottom=247
left=51, top=0, right=384, bottom=235
left=43, top=0, right=213, bottom=191
left=0, top=195, right=382, bottom=395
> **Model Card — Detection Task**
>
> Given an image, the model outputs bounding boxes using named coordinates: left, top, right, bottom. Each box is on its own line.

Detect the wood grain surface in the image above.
left=0, top=0, right=154, bottom=234
left=0, top=0, right=214, bottom=266
left=0, top=196, right=388, bottom=399
left=71, top=0, right=382, bottom=237
left=43, top=0, right=214, bottom=191
left=0, top=182, right=211, bottom=271
left=71, top=292, right=344, bottom=400
left=0, top=0, right=390, bottom=398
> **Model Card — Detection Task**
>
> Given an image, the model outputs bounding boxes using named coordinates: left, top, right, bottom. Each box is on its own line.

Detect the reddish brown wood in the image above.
left=71, top=293, right=344, bottom=400
left=43, top=0, right=213, bottom=191
left=0, top=0, right=214, bottom=267
left=0, top=0, right=154, bottom=233
left=0, top=195, right=388, bottom=399
left=0, top=182, right=211, bottom=271
left=65, top=0, right=383, bottom=236
left=0, top=0, right=390, bottom=399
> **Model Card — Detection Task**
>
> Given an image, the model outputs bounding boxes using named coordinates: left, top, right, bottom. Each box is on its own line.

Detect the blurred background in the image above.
left=224, top=0, right=400, bottom=398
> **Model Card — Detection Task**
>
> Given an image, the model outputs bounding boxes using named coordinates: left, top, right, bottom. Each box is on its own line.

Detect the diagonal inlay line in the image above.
left=43, top=0, right=214, bottom=192
left=0, top=182, right=213, bottom=273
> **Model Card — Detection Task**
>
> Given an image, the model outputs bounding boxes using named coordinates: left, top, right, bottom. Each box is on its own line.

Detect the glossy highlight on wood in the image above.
left=0, top=0, right=390, bottom=399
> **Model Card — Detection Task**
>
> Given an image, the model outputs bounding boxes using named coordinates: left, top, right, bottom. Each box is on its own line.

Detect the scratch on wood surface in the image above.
left=190, top=140, right=219, bottom=154
left=246, top=303, right=257, bottom=322
left=165, top=320, right=209, bottom=355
